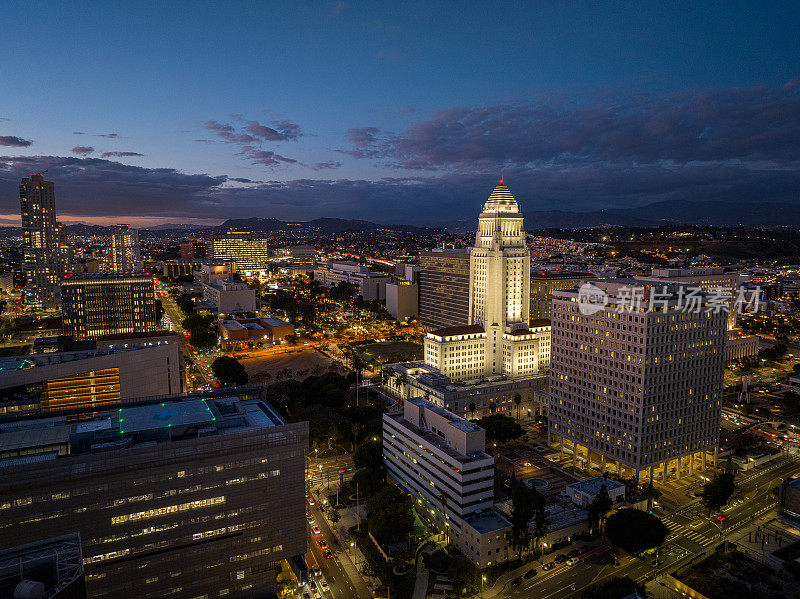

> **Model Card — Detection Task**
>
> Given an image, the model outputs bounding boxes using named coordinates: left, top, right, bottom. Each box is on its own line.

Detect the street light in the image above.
left=481, top=575, right=486, bottom=599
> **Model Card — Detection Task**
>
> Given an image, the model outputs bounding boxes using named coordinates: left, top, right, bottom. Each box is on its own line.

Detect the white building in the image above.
left=202, top=281, right=256, bottom=314
left=383, top=398, right=511, bottom=568
left=422, top=184, right=551, bottom=382
left=549, top=279, right=727, bottom=484
left=313, top=261, right=390, bottom=301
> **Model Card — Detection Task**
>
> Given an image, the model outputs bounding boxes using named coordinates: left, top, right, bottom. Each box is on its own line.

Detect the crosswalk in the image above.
left=662, top=517, right=716, bottom=547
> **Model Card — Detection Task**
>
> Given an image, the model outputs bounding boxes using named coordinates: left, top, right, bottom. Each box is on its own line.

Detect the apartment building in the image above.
left=383, top=398, right=510, bottom=568
left=0, top=387, right=307, bottom=599
left=548, top=279, right=726, bottom=483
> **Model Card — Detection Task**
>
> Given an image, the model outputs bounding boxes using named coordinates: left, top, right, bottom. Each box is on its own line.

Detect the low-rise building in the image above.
left=202, top=280, right=256, bottom=314
left=726, top=330, right=759, bottom=361
left=313, top=261, right=391, bottom=301
left=383, top=398, right=510, bottom=568
left=381, top=361, right=548, bottom=418
left=0, top=533, right=86, bottom=599
left=565, top=476, right=626, bottom=508
left=218, top=317, right=295, bottom=350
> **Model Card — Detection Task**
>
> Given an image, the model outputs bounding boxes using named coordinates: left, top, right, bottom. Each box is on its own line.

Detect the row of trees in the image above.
left=181, top=313, right=219, bottom=349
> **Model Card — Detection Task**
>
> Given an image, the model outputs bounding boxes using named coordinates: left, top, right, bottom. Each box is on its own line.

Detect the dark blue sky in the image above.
left=0, top=1, right=798, bottom=225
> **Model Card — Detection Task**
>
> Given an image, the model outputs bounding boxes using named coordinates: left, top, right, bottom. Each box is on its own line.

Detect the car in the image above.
left=308, top=498, right=316, bottom=506
left=321, top=581, right=329, bottom=591
left=567, top=549, right=581, bottom=558
left=307, top=517, right=315, bottom=524
left=324, top=549, right=333, bottom=559
left=566, top=557, right=580, bottom=566
left=580, top=545, right=596, bottom=553
left=312, top=567, right=321, bottom=578
left=554, top=554, right=567, bottom=564
left=312, top=526, right=321, bottom=535
left=512, top=577, right=522, bottom=586
left=716, top=515, right=726, bottom=521
left=523, top=568, right=537, bottom=579
left=319, top=541, right=328, bottom=549
left=542, top=562, right=555, bottom=570
left=648, top=559, right=661, bottom=568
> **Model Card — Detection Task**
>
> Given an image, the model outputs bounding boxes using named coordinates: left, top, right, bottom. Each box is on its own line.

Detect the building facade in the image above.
left=60, top=273, right=158, bottom=340
left=0, top=343, right=182, bottom=418
left=548, top=279, right=726, bottom=483
left=529, top=270, right=595, bottom=320
left=209, top=233, right=272, bottom=276
left=385, top=281, right=418, bottom=322
left=0, top=388, right=307, bottom=599
left=383, top=398, right=510, bottom=568
left=418, top=249, right=471, bottom=330
left=202, top=281, right=256, bottom=314
left=19, top=173, right=69, bottom=308
left=107, top=225, right=141, bottom=272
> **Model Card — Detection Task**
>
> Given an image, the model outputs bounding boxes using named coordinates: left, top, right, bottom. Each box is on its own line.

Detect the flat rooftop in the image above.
left=463, top=510, right=511, bottom=534
left=0, top=395, right=286, bottom=468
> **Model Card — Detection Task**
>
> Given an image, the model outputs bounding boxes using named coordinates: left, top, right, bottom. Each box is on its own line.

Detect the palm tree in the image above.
left=514, top=393, right=522, bottom=421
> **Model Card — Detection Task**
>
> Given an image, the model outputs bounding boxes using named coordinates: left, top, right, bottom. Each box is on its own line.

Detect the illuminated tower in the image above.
left=468, top=182, right=531, bottom=375
left=19, top=172, right=68, bottom=308
left=108, top=224, right=141, bottom=272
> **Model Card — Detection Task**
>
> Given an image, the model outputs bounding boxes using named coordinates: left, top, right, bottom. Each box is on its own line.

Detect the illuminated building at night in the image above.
left=106, top=224, right=141, bottom=272
left=19, top=173, right=69, bottom=308
left=548, top=279, right=726, bottom=483
left=383, top=184, right=550, bottom=417
left=418, top=248, right=471, bottom=330
left=209, top=232, right=271, bottom=276
left=0, top=343, right=181, bottom=418
left=60, top=273, right=158, bottom=340
left=529, top=270, right=596, bottom=320
left=0, top=387, right=307, bottom=599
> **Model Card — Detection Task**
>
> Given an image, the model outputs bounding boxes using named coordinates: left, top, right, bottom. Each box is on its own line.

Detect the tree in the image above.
left=155, top=299, right=165, bottom=322
left=701, top=472, right=736, bottom=515
left=530, top=498, right=549, bottom=559
left=474, top=414, right=524, bottom=442
left=212, top=356, right=249, bottom=386
left=285, top=334, right=299, bottom=346
left=604, top=509, right=666, bottom=554
left=330, top=509, right=341, bottom=525
left=190, top=327, right=219, bottom=350
left=365, top=485, right=414, bottom=545
left=510, top=480, right=536, bottom=559
left=353, top=440, right=383, bottom=472
left=587, top=484, right=613, bottom=534
left=514, top=393, right=522, bottom=421
left=580, top=576, right=645, bottom=599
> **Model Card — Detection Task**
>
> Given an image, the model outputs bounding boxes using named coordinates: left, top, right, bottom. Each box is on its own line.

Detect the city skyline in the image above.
left=1, top=2, right=799, bottom=226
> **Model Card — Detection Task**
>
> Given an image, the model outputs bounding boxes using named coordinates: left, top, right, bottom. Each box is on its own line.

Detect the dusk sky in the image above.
left=1, top=1, right=799, bottom=226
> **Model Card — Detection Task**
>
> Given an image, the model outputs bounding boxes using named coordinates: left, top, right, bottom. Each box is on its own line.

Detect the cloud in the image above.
left=0, top=118, right=10, bottom=122
left=347, top=80, right=800, bottom=171
left=0, top=136, right=33, bottom=148
left=312, top=161, right=342, bottom=170
left=101, top=151, right=144, bottom=158
left=71, top=146, right=94, bottom=156
left=96, top=133, right=120, bottom=138
left=73, top=131, right=85, bottom=135
left=204, top=116, right=303, bottom=167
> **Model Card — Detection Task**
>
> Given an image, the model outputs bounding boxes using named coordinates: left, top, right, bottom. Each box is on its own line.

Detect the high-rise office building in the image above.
left=107, top=224, right=141, bottom=272
left=529, top=270, right=596, bottom=320
left=19, top=173, right=68, bottom=308
left=548, top=279, right=726, bottom=483
left=60, top=273, right=158, bottom=340
left=209, top=233, right=271, bottom=276
left=418, top=249, right=471, bottom=330
left=0, top=387, right=307, bottom=599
